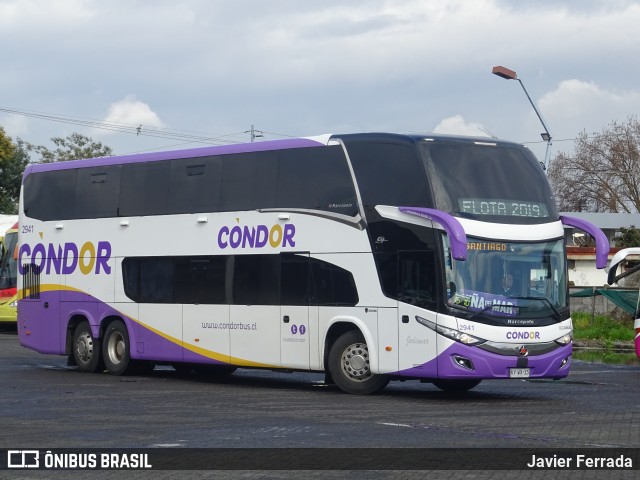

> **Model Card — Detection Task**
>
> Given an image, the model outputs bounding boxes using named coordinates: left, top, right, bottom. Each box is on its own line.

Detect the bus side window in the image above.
left=281, top=254, right=310, bottom=306
left=309, top=259, right=358, bottom=306
left=75, top=166, right=121, bottom=218
left=168, top=157, right=222, bottom=214
left=120, top=162, right=171, bottom=217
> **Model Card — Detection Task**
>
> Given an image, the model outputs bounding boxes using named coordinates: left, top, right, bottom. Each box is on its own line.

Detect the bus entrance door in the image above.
left=396, top=250, right=439, bottom=377
left=398, top=303, right=439, bottom=377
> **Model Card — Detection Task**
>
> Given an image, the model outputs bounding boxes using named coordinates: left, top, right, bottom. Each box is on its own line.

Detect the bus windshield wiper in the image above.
left=525, top=296, right=561, bottom=319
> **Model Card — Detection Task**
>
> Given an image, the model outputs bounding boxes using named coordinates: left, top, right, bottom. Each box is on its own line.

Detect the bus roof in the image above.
left=21, top=132, right=527, bottom=182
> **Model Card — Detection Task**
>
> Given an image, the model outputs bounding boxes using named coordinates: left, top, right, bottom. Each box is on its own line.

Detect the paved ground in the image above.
left=0, top=326, right=638, bottom=479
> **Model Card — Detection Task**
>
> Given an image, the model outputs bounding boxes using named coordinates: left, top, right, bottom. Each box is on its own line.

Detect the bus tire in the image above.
left=432, top=379, right=481, bottom=393
left=102, top=320, right=135, bottom=376
left=328, top=330, right=389, bottom=395
left=72, top=322, right=103, bottom=373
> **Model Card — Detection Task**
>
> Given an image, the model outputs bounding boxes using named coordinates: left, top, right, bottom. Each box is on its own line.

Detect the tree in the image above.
left=0, top=139, right=30, bottom=214
left=0, top=126, right=14, bottom=161
left=615, top=226, right=640, bottom=248
left=0, top=128, right=28, bottom=214
left=28, top=132, right=113, bottom=163
left=548, top=116, right=640, bottom=213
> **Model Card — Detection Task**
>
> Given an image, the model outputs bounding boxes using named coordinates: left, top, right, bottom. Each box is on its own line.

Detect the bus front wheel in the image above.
left=328, top=330, right=389, bottom=395
left=102, top=320, right=135, bottom=376
left=432, top=379, right=481, bottom=393
left=72, top=322, right=103, bottom=373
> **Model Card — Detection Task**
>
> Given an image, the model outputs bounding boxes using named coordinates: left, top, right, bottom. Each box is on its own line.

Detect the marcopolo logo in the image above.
left=18, top=241, right=112, bottom=276
left=217, top=221, right=296, bottom=250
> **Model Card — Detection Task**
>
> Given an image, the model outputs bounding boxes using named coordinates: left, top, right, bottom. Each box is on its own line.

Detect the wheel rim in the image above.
left=340, top=342, right=372, bottom=382
left=107, top=331, right=126, bottom=366
left=75, top=331, right=94, bottom=364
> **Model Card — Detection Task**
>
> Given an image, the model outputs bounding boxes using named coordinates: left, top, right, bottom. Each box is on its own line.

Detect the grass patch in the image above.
left=572, top=312, right=635, bottom=342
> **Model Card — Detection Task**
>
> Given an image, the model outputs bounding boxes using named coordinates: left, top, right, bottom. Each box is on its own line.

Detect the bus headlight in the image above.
left=9, top=300, right=17, bottom=308
left=554, top=332, right=573, bottom=346
left=415, top=316, right=486, bottom=346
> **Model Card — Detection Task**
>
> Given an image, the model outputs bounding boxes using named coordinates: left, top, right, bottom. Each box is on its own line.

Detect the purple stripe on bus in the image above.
left=22, top=137, right=326, bottom=182
left=19, top=290, right=236, bottom=365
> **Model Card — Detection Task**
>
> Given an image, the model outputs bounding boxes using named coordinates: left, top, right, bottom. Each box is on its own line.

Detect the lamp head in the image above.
left=492, top=66, right=517, bottom=80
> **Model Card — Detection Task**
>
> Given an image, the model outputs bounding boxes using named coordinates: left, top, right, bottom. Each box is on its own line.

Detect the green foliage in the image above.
left=28, top=132, right=113, bottom=163
left=0, top=139, right=30, bottom=214
left=616, top=225, right=640, bottom=248
left=572, top=312, right=634, bottom=342
left=0, top=126, right=15, bottom=161
left=0, top=128, right=27, bottom=214
left=572, top=349, right=639, bottom=365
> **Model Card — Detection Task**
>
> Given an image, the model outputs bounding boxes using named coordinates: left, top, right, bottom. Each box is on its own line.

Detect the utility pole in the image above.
left=245, top=125, right=264, bottom=142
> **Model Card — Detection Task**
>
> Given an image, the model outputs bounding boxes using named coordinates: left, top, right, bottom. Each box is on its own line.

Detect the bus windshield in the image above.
left=420, top=141, right=559, bottom=225
left=443, top=236, right=567, bottom=320
left=0, top=229, right=18, bottom=295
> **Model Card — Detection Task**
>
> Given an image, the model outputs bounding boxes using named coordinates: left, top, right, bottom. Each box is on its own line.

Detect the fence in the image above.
left=570, top=287, right=637, bottom=321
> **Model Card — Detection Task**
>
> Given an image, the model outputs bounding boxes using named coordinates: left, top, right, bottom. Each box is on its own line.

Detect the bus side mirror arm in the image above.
left=398, top=207, right=467, bottom=261
left=560, top=215, right=610, bottom=269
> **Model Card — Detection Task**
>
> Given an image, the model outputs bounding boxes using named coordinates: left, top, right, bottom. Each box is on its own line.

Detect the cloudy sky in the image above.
left=1, top=0, right=640, bottom=164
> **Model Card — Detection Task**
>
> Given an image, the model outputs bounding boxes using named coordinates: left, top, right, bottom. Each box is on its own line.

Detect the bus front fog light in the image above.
left=453, top=355, right=474, bottom=370
left=560, top=356, right=570, bottom=368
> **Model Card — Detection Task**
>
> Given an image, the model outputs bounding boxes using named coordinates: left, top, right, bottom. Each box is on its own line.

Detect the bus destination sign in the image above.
left=458, top=198, right=549, bottom=218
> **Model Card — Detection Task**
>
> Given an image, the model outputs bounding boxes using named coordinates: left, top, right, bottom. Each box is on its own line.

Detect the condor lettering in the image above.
left=18, top=241, right=112, bottom=275
left=506, top=331, right=541, bottom=340
left=218, top=223, right=296, bottom=250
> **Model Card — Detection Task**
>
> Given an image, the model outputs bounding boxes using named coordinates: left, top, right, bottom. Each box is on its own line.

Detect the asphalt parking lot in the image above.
left=1, top=327, right=639, bottom=479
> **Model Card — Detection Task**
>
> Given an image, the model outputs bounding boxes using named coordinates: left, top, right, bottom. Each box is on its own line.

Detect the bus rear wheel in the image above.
left=328, top=330, right=389, bottom=395
left=72, top=322, right=103, bottom=373
left=102, top=320, right=136, bottom=376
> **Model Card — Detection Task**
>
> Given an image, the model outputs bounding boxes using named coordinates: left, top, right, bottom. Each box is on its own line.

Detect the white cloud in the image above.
left=540, top=80, right=640, bottom=138
left=2, top=1, right=640, bottom=155
left=0, top=0, right=95, bottom=29
left=0, top=114, right=29, bottom=139
left=433, top=115, right=492, bottom=137
left=102, top=95, right=165, bottom=132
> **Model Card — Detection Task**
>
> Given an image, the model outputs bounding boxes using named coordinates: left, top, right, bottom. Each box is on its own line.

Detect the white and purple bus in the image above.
left=17, top=133, right=609, bottom=394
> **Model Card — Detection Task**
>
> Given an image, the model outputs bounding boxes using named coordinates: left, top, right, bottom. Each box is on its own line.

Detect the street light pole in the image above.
left=492, top=65, right=553, bottom=170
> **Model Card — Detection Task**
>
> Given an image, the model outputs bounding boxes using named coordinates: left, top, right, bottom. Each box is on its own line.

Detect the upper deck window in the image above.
left=22, top=145, right=358, bottom=221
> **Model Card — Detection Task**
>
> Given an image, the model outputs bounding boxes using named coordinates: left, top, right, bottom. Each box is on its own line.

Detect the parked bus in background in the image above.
left=17, top=133, right=609, bottom=394
left=0, top=222, right=18, bottom=323
left=607, top=248, right=640, bottom=358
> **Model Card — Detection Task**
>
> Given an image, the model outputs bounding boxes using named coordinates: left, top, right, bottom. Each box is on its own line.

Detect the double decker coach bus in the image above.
left=17, top=133, right=609, bottom=394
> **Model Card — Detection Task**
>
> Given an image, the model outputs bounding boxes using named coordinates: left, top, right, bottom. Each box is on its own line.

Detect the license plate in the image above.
left=509, top=368, right=530, bottom=378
